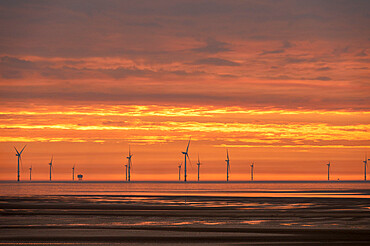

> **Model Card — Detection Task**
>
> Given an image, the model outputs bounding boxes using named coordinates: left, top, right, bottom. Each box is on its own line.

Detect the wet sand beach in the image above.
left=1, top=182, right=370, bottom=245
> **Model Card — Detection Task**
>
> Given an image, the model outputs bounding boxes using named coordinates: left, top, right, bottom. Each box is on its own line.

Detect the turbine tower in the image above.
left=72, top=165, right=75, bottom=181
left=29, top=166, right=32, bottom=181
left=182, top=138, right=191, bottom=182
left=326, top=162, right=330, bottom=181
left=178, top=163, right=182, bottom=181
left=250, top=162, right=254, bottom=181
left=363, top=155, right=369, bottom=181
left=225, top=149, right=230, bottom=182
left=14, top=145, right=26, bottom=182
left=126, top=147, right=133, bottom=182
left=49, top=156, right=53, bottom=181
left=197, top=154, right=201, bottom=181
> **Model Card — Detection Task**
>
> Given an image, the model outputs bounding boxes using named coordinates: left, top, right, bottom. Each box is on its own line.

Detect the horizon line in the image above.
left=1, top=180, right=369, bottom=184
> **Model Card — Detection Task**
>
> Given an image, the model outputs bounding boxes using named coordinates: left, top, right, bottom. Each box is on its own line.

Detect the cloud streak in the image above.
left=192, top=57, right=240, bottom=66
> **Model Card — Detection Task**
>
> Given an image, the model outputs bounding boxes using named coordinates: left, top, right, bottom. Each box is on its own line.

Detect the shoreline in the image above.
left=1, top=180, right=369, bottom=183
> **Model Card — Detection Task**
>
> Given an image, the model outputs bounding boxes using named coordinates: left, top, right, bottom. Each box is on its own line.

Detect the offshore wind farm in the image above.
left=9, top=141, right=370, bottom=183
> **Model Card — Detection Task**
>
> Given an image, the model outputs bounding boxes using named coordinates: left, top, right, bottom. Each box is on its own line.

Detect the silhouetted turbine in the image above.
left=197, top=154, right=201, bottom=181
left=178, top=163, right=182, bottom=181
left=126, top=146, right=133, bottom=182
left=225, top=149, right=230, bottom=182
left=363, top=155, right=369, bottom=181
left=182, top=138, right=191, bottom=182
left=49, top=156, right=53, bottom=181
left=14, top=145, right=26, bottom=182
left=125, top=164, right=128, bottom=181
left=326, top=162, right=330, bottom=181
left=29, top=166, right=32, bottom=181
left=250, top=162, right=254, bottom=181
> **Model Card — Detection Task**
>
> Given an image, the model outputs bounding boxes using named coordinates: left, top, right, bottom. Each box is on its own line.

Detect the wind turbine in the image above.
left=197, top=154, right=201, bottom=181
left=29, top=166, right=32, bottom=181
left=326, top=162, right=330, bottom=181
left=182, top=138, right=191, bottom=182
left=14, top=145, right=26, bottom=182
left=72, top=165, right=75, bottom=181
left=363, top=154, right=369, bottom=181
left=126, top=147, right=133, bottom=182
left=250, top=162, right=254, bottom=181
left=49, top=156, right=53, bottom=181
left=225, top=149, right=230, bottom=182
left=124, top=164, right=127, bottom=181
left=178, top=163, right=182, bottom=181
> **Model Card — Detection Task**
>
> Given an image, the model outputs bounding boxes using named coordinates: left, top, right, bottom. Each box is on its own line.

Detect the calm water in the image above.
left=1, top=181, right=370, bottom=198
left=1, top=181, right=370, bottom=244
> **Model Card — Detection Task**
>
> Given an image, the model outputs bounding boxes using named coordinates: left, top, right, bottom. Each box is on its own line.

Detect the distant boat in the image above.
left=77, top=174, right=83, bottom=181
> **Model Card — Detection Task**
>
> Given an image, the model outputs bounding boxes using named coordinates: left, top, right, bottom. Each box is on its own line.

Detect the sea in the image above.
left=1, top=181, right=370, bottom=198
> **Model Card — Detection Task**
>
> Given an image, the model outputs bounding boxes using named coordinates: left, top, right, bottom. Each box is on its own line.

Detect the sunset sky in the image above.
left=0, top=0, right=369, bottom=181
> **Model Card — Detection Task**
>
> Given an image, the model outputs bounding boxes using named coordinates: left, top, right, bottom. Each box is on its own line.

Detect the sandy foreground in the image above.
left=0, top=194, right=370, bottom=245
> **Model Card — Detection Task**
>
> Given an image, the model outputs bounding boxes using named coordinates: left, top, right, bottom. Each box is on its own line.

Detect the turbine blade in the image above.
left=226, top=149, right=229, bottom=160
left=186, top=153, right=191, bottom=166
left=14, top=146, right=20, bottom=155
left=186, top=138, right=191, bottom=152
left=19, top=145, right=27, bottom=155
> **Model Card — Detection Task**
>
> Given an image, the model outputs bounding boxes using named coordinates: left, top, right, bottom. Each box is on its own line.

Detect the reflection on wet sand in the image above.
left=0, top=182, right=369, bottom=244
